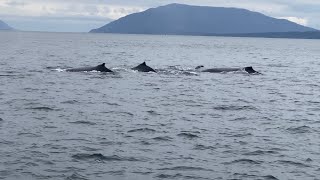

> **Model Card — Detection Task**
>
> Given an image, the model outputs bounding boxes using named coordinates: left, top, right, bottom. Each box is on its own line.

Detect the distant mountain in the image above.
left=0, top=20, right=14, bottom=31
left=90, top=3, right=317, bottom=35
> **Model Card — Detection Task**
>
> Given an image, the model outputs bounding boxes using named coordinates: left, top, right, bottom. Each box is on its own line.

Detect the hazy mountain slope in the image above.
left=0, top=20, right=14, bottom=30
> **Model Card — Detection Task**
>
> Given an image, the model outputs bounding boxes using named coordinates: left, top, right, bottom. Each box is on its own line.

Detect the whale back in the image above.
left=132, top=62, right=156, bottom=72
left=66, top=63, right=113, bottom=72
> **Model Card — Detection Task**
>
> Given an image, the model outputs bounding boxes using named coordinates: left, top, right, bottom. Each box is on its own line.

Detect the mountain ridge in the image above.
left=0, top=20, right=14, bottom=30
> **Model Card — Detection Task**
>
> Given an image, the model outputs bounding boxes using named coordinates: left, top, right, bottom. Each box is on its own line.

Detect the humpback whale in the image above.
left=132, top=62, right=156, bottom=72
left=195, top=66, right=259, bottom=74
left=66, top=63, right=113, bottom=72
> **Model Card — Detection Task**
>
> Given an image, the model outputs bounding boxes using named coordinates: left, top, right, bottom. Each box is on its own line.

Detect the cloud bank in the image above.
left=0, top=0, right=319, bottom=32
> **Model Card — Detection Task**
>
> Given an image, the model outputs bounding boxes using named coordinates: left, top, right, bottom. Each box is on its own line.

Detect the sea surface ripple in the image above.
left=1, top=31, right=320, bottom=180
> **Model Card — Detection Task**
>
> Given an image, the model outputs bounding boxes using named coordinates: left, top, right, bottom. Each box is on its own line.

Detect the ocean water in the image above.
left=0, top=31, right=320, bottom=180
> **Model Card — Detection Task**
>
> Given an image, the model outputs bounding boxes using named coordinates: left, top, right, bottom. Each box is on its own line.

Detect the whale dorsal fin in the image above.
left=244, top=66, right=257, bottom=74
left=98, top=63, right=105, bottom=67
left=141, top=62, right=146, bottom=66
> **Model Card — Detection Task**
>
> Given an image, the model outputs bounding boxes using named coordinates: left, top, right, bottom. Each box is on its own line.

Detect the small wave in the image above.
left=232, top=173, right=259, bottom=179
left=17, top=132, right=42, bottom=138
left=66, top=172, right=88, bottom=180
left=155, top=173, right=210, bottom=179
left=193, top=144, right=216, bottom=150
left=213, top=105, right=257, bottom=111
left=99, top=141, right=124, bottom=146
left=104, top=170, right=126, bottom=175
left=69, top=121, right=96, bottom=125
left=0, top=74, right=17, bottom=77
left=104, top=102, right=120, bottom=106
left=26, top=106, right=59, bottom=111
left=102, top=111, right=134, bottom=117
left=146, top=110, right=160, bottom=116
left=72, top=153, right=141, bottom=162
left=128, top=128, right=156, bottom=133
left=132, top=171, right=153, bottom=175
left=177, top=132, right=199, bottom=139
left=225, top=159, right=262, bottom=165
left=158, top=166, right=212, bottom=171
left=244, top=150, right=278, bottom=156
left=277, top=160, right=310, bottom=167
left=152, top=136, right=173, bottom=141
left=61, top=100, right=79, bottom=104
left=226, top=133, right=253, bottom=137
left=286, top=125, right=312, bottom=134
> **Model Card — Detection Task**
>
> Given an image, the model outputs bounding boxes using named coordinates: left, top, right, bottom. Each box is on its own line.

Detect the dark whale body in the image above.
left=66, top=63, right=113, bottom=72
left=132, top=62, right=156, bottom=72
left=196, top=66, right=259, bottom=74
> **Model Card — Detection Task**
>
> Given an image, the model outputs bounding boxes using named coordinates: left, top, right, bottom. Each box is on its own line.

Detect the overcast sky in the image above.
left=1, top=0, right=319, bottom=32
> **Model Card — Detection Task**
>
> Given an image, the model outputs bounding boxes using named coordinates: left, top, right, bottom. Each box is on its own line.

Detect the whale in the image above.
left=195, top=66, right=259, bottom=74
left=66, top=63, right=113, bottom=72
left=132, top=62, right=156, bottom=72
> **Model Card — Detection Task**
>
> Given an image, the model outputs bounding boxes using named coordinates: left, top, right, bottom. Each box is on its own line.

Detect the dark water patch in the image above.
left=139, top=140, right=153, bottom=145
left=72, top=153, right=142, bottom=162
left=152, top=136, right=173, bottom=142
left=54, top=138, right=91, bottom=142
left=103, top=102, right=120, bottom=106
left=0, top=118, right=3, bottom=121
left=230, top=117, right=248, bottom=121
left=277, top=160, right=311, bottom=168
left=244, top=150, right=278, bottom=156
left=34, top=159, right=55, bottom=165
left=158, top=166, right=212, bottom=171
left=102, top=111, right=134, bottom=117
left=155, top=173, right=210, bottom=179
left=69, top=121, right=97, bottom=126
left=232, top=173, right=259, bottom=179
left=25, top=162, right=39, bottom=167
left=28, top=70, right=44, bottom=73
left=226, top=133, right=253, bottom=138
left=65, top=172, right=89, bottom=180
left=132, top=171, right=153, bottom=175
left=213, top=105, right=258, bottom=111
left=128, top=128, right=156, bottom=133
left=61, top=100, right=80, bottom=104
left=177, top=132, right=199, bottom=139
left=225, top=159, right=262, bottom=165
left=43, top=125, right=57, bottom=129
left=17, top=132, right=42, bottom=138
left=147, top=110, right=160, bottom=116
left=0, top=140, right=14, bottom=145
left=193, top=144, right=216, bottom=150
left=0, top=74, right=17, bottom=77
left=26, top=106, right=60, bottom=111
left=99, top=141, right=124, bottom=146
left=104, top=170, right=126, bottom=175
left=286, top=125, right=312, bottom=134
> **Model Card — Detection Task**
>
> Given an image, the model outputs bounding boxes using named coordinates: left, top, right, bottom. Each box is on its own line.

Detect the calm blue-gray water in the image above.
left=1, top=31, right=320, bottom=180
